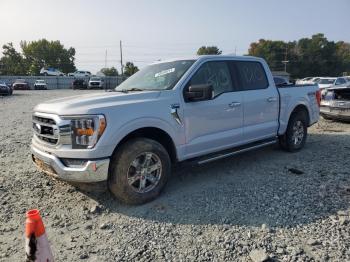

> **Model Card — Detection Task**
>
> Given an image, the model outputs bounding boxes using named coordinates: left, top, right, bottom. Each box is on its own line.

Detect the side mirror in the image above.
left=184, top=84, right=213, bottom=102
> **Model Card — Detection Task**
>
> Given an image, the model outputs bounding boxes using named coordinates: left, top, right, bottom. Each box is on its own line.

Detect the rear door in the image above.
left=182, top=61, right=244, bottom=158
left=231, top=61, right=279, bottom=142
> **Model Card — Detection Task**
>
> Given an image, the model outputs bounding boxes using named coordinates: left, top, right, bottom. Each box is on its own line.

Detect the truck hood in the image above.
left=34, top=90, right=161, bottom=115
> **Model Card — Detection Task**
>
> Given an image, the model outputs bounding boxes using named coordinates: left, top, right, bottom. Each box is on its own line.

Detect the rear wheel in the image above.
left=280, top=111, right=308, bottom=152
left=108, top=138, right=171, bottom=205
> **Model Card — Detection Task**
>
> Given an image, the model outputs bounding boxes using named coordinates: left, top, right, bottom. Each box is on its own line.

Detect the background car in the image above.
left=12, top=79, right=30, bottom=90
left=318, top=77, right=348, bottom=95
left=296, top=77, right=320, bottom=85
left=273, top=76, right=291, bottom=87
left=40, top=67, right=65, bottom=76
left=69, top=70, right=91, bottom=78
left=0, top=81, right=13, bottom=95
left=34, top=80, right=47, bottom=90
left=88, top=77, right=104, bottom=89
left=320, top=85, right=350, bottom=121
left=72, top=79, right=87, bottom=89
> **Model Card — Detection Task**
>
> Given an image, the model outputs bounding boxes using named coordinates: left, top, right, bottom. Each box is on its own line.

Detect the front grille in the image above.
left=33, top=116, right=56, bottom=125
left=90, top=82, right=99, bottom=86
left=32, top=115, right=59, bottom=145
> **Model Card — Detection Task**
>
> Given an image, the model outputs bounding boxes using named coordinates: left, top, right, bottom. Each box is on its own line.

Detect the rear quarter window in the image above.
left=234, top=61, right=269, bottom=90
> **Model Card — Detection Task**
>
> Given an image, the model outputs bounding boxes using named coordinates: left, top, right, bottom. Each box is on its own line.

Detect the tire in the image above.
left=279, top=110, right=308, bottom=152
left=43, top=72, right=48, bottom=76
left=108, top=138, right=171, bottom=205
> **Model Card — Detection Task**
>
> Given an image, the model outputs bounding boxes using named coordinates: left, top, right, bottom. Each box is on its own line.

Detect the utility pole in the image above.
left=234, top=46, right=237, bottom=56
left=120, top=40, right=123, bottom=75
left=282, top=46, right=289, bottom=72
left=104, top=49, right=107, bottom=68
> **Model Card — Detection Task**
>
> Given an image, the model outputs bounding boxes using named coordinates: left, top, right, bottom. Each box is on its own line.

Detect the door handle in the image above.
left=228, top=102, right=241, bottom=108
left=267, top=97, right=277, bottom=102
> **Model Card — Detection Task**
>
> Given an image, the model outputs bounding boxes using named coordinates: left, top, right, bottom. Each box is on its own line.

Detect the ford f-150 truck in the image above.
left=31, top=55, right=321, bottom=204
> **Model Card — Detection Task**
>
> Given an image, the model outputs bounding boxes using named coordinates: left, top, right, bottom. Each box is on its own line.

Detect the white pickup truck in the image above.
left=31, top=55, right=320, bottom=204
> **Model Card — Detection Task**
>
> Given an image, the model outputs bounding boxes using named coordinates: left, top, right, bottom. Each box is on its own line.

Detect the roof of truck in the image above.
left=151, top=55, right=264, bottom=64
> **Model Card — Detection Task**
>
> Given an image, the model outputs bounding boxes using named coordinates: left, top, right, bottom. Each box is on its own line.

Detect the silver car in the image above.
left=320, top=83, right=350, bottom=121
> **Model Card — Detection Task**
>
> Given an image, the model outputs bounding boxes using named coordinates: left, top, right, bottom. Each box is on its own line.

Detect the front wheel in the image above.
left=279, top=111, right=308, bottom=152
left=108, top=138, right=171, bottom=205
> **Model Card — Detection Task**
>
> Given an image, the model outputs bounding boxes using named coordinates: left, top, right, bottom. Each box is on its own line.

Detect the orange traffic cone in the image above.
left=25, top=209, right=54, bottom=262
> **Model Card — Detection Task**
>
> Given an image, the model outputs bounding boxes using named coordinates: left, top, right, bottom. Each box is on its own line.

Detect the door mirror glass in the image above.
left=184, top=84, right=213, bottom=102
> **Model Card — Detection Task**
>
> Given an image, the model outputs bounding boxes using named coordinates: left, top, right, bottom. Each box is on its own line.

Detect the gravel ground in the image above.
left=0, top=90, right=350, bottom=262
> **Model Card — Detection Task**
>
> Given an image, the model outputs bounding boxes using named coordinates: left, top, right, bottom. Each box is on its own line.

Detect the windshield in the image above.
left=116, top=60, right=195, bottom=91
left=16, top=79, right=25, bottom=83
left=36, top=80, right=45, bottom=83
left=90, top=77, right=101, bottom=81
left=319, top=79, right=335, bottom=84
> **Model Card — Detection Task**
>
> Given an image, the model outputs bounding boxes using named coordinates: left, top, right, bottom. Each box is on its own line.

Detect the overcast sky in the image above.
left=0, top=0, right=349, bottom=73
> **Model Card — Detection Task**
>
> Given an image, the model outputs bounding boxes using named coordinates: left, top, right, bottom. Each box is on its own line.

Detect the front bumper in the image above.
left=88, top=83, right=102, bottom=88
left=31, top=145, right=109, bottom=182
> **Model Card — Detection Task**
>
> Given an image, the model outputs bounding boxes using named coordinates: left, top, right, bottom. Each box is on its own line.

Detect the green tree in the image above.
left=248, top=34, right=349, bottom=78
left=248, top=39, right=290, bottom=71
left=294, top=34, right=340, bottom=77
left=0, top=43, right=27, bottom=75
left=197, top=46, right=222, bottom=55
left=335, top=41, right=350, bottom=75
left=100, top=67, right=119, bottom=76
left=123, top=62, right=139, bottom=77
left=21, top=39, right=76, bottom=75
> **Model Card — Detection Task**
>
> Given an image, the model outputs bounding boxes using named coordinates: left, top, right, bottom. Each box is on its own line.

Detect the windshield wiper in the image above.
left=121, top=88, right=145, bottom=93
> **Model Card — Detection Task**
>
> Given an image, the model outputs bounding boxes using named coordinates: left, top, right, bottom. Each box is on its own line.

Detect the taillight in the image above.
left=316, top=90, right=321, bottom=107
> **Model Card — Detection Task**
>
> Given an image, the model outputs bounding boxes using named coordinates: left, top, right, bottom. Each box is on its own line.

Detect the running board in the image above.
left=186, top=138, right=277, bottom=166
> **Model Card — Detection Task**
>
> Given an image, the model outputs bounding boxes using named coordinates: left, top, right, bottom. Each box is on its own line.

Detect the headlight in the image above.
left=66, top=115, right=106, bottom=149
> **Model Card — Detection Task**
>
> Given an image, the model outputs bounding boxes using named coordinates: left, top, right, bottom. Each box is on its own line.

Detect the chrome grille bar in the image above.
left=32, top=112, right=72, bottom=147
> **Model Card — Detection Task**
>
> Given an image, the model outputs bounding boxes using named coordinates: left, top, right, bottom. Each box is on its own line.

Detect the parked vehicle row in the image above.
left=71, top=77, right=105, bottom=89
left=1, top=77, right=106, bottom=90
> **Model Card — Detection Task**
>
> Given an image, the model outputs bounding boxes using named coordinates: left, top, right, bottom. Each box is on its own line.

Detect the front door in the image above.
left=181, top=61, right=244, bottom=159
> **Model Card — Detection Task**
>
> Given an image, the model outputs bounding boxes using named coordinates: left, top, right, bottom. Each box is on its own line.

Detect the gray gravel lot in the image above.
left=0, top=90, right=350, bottom=261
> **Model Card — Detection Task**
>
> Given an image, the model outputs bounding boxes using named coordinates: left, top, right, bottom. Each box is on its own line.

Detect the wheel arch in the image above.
left=279, top=102, right=311, bottom=135
left=290, top=104, right=310, bottom=125
left=111, top=126, right=178, bottom=164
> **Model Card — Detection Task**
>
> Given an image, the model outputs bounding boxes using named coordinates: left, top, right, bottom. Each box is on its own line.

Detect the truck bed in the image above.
left=277, top=84, right=320, bottom=135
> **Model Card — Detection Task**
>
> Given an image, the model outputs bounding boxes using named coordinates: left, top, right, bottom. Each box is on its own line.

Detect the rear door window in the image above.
left=232, top=61, right=269, bottom=90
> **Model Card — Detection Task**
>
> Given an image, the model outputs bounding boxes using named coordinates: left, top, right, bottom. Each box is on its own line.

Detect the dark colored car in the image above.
left=12, top=79, right=30, bottom=90
left=0, top=82, right=13, bottom=95
left=72, top=79, right=87, bottom=89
